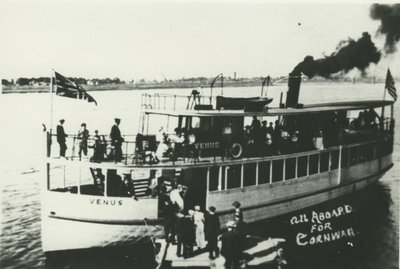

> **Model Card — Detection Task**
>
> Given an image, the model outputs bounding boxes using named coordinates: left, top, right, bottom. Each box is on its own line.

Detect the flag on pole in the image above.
left=385, top=69, right=397, bottom=101
left=54, top=71, right=97, bottom=105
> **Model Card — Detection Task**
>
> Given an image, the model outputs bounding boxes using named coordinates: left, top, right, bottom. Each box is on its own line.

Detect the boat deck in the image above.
left=160, top=236, right=286, bottom=268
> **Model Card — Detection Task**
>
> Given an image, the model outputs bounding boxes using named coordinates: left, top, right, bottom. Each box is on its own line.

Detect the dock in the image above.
left=158, top=236, right=286, bottom=268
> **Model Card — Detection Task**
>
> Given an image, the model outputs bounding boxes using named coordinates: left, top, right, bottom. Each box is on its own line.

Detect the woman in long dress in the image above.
left=193, top=205, right=206, bottom=249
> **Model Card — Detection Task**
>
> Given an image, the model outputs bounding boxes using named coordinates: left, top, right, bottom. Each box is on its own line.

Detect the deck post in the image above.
left=295, top=157, right=298, bottom=179
left=282, top=158, right=286, bottom=181
left=218, top=166, right=222, bottom=191
left=255, top=162, right=259, bottom=185
left=306, top=155, right=310, bottom=176
left=224, top=166, right=228, bottom=190
left=206, top=167, right=210, bottom=192
left=269, top=161, right=273, bottom=183
left=240, top=164, right=244, bottom=187
left=337, top=146, right=342, bottom=185
left=63, top=164, right=66, bottom=188
left=174, top=95, right=177, bottom=111
left=328, top=151, right=331, bottom=171
left=318, top=153, right=321, bottom=173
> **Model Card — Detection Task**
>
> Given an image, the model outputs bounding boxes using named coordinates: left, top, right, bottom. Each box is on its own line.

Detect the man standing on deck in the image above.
left=110, top=118, right=124, bottom=163
left=77, top=123, right=89, bottom=161
left=221, top=221, right=241, bottom=269
left=205, top=206, right=220, bottom=259
left=56, top=119, right=68, bottom=159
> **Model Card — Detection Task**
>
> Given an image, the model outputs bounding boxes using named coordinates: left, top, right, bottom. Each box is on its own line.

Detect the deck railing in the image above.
left=141, top=93, right=217, bottom=111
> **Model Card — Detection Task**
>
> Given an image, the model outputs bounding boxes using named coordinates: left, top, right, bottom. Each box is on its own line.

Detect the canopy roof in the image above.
left=144, top=100, right=394, bottom=117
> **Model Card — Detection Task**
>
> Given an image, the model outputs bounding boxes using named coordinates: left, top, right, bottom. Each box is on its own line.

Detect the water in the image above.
left=0, top=83, right=398, bottom=268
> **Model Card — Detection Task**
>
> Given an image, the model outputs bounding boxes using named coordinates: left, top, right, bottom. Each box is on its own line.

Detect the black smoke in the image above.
left=291, top=32, right=381, bottom=78
left=370, top=4, right=400, bottom=54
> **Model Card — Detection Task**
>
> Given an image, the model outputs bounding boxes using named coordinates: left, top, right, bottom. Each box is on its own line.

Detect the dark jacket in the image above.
left=57, top=124, right=67, bottom=143
left=110, top=124, right=123, bottom=145
left=221, top=230, right=241, bottom=259
left=205, top=213, right=220, bottom=242
left=182, top=216, right=195, bottom=244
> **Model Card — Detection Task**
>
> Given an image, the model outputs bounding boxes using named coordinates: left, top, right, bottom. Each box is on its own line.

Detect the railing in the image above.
left=207, top=136, right=393, bottom=192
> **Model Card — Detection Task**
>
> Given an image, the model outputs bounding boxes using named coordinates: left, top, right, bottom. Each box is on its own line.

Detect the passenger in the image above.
left=91, top=130, right=102, bottom=162
left=313, top=129, right=324, bottom=150
left=56, top=119, right=68, bottom=159
left=110, top=118, right=124, bottom=163
left=94, top=169, right=105, bottom=196
left=170, top=184, right=184, bottom=212
left=289, top=130, right=300, bottom=153
left=156, top=126, right=165, bottom=146
left=163, top=197, right=177, bottom=244
left=155, top=136, right=170, bottom=163
left=279, top=129, right=291, bottom=154
left=234, top=213, right=246, bottom=251
left=273, top=120, right=281, bottom=142
left=182, top=210, right=196, bottom=258
left=176, top=212, right=185, bottom=257
left=221, top=123, right=233, bottom=160
left=221, top=221, right=241, bottom=269
left=232, top=201, right=243, bottom=221
left=205, top=206, right=220, bottom=259
left=169, top=128, right=185, bottom=160
left=193, top=205, right=206, bottom=249
left=77, top=123, right=89, bottom=161
left=186, top=133, right=199, bottom=163
left=267, top=122, right=274, bottom=135
left=260, top=120, right=268, bottom=143
left=118, top=174, right=137, bottom=199
left=146, top=170, right=158, bottom=197
left=264, top=133, right=278, bottom=156
left=250, top=116, right=261, bottom=144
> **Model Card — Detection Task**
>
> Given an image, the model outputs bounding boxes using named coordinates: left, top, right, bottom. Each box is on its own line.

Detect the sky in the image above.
left=0, top=1, right=399, bottom=81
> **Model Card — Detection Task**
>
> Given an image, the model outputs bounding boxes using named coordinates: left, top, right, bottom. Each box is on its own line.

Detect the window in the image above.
left=258, top=161, right=271, bottom=184
left=272, top=159, right=284, bottom=182
left=244, top=163, right=256, bottom=186
left=285, top=158, right=296, bottom=180
left=227, top=165, right=241, bottom=189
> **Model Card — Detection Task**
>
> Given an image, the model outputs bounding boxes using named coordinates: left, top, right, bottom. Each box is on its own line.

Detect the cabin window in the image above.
left=309, top=154, right=319, bottom=175
left=258, top=161, right=271, bottom=184
left=350, top=147, right=358, bottom=165
left=227, top=165, right=241, bottom=189
left=320, top=152, right=330, bottom=172
left=208, top=166, right=220, bottom=191
left=297, top=156, right=308, bottom=177
left=244, top=163, right=257, bottom=186
left=330, top=150, right=339, bottom=170
left=285, top=158, right=296, bottom=180
left=341, top=148, right=349, bottom=168
left=272, top=159, right=284, bottom=182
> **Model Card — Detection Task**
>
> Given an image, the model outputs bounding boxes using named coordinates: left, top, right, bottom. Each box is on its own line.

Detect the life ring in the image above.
left=231, top=143, right=243, bottom=159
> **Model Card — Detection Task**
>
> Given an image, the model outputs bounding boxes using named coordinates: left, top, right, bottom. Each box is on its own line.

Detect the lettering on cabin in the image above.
left=89, top=198, right=123, bottom=206
left=195, top=141, right=220, bottom=150
left=289, top=204, right=357, bottom=246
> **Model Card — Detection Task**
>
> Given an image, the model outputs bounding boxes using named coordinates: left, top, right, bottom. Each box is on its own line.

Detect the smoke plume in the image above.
left=291, top=32, right=381, bottom=78
left=370, top=4, right=400, bottom=54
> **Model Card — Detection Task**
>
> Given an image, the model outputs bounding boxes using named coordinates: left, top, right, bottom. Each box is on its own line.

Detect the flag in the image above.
left=54, top=72, right=97, bottom=105
left=385, top=69, right=397, bottom=101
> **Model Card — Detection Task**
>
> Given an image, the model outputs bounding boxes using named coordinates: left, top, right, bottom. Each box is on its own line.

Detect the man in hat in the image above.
left=57, top=119, right=68, bottom=158
left=221, top=221, right=241, bottom=269
left=110, top=118, right=124, bottom=163
left=232, top=201, right=243, bottom=221
left=205, top=206, right=220, bottom=259
left=77, top=123, right=89, bottom=161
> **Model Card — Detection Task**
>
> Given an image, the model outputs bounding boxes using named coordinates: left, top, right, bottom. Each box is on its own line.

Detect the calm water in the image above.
left=0, top=83, right=399, bottom=268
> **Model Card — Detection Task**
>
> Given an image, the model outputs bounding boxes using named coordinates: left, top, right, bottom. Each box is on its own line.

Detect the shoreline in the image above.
left=1, top=78, right=388, bottom=94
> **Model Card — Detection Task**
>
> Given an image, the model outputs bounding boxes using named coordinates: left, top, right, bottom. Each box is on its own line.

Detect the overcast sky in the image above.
left=1, top=1, right=399, bottom=81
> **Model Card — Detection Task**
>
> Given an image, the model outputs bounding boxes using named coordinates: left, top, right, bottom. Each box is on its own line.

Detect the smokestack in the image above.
left=286, top=72, right=301, bottom=108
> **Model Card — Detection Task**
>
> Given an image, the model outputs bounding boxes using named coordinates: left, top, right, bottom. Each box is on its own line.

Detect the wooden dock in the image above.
left=159, top=236, right=286, bottom=268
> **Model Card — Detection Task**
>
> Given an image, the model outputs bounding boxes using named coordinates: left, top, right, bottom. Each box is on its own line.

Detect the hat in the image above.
left=209, top=206, right=216, bottom=213
left=59, top=119, right=65, bottom=123
left=194, top=205, right=200, bottom=211
left=232, top=201, right=241, bottom=208
left=81, top=123, right=86, bottom=127
left=114, top=118, right=121, bottom=123
left=226, top=221, right=236, bottom=228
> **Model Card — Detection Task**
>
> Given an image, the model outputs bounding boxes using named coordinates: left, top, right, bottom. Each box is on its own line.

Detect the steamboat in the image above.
left=41, top=74, right=395, bottom=256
